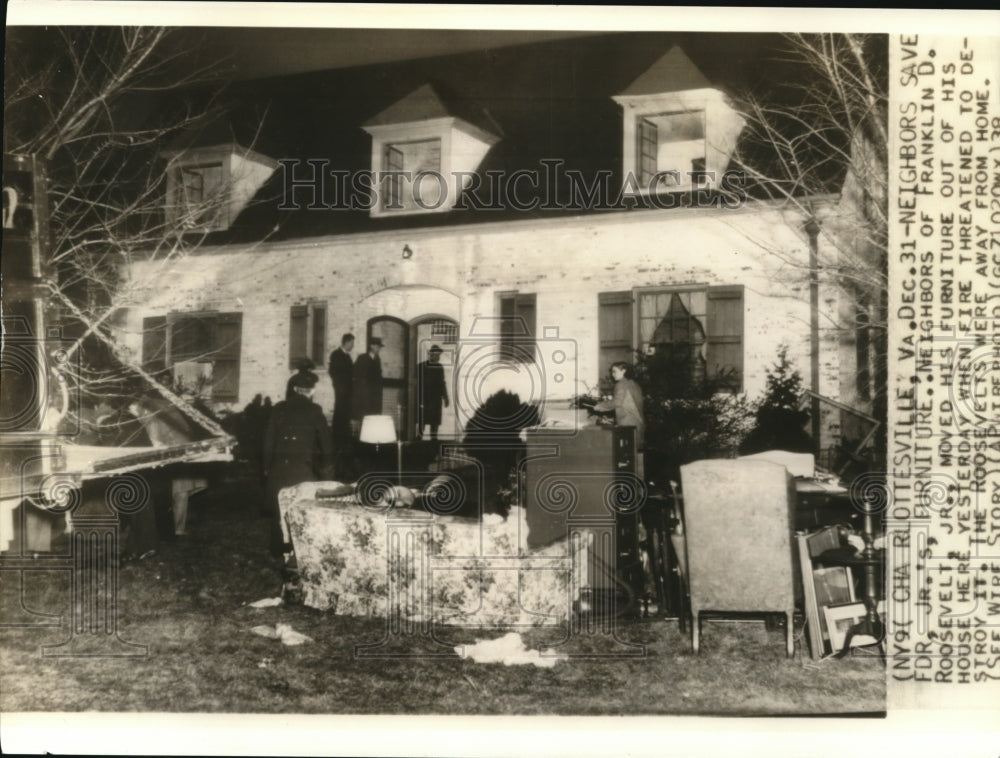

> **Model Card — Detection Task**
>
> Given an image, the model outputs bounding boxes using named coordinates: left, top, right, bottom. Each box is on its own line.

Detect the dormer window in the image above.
left=161, top=141, right=278, bottom=233
left=614, top=47, right=744, bottom=196
left=383, top=137, right=442, bottom=211
left=637, top=110, right=708, bottom=189
left=363, top=84, right=498, bottom=218
left=174, top=161, right=228, bottom=229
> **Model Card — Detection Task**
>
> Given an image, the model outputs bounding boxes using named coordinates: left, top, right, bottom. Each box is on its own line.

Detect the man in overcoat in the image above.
left=351, top=337, right=383, bottom=430
left=327, top=332, right=355, bottom=444
left=263, top=370, right=332, bottom=558
left=417, top=344, right=449, bottom=440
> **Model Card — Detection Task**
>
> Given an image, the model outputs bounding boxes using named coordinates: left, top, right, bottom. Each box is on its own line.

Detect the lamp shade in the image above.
left=359, top=414, right=396, bottom=445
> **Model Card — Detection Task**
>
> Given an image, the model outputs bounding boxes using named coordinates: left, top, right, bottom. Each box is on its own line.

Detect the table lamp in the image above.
left=359, top=414, right=402, bottom=485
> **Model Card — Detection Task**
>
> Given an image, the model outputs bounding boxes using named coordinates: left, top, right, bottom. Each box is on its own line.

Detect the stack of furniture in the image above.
left=523, top=426, right=644, bottom=616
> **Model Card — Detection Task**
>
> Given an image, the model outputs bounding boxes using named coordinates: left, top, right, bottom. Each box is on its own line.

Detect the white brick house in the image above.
left=113, top=38, right=872, bottom=446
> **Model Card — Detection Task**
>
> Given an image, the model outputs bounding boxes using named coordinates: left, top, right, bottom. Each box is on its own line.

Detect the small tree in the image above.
left=636, top=352, right=755, bottom=489
left=739, top=344, right=813, bottom=455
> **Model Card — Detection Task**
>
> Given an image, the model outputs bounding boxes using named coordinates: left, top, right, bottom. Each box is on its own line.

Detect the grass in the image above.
left=0, top=471, right=885, bottom=715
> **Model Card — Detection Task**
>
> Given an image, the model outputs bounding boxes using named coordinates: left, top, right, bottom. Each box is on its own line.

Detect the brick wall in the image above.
left=120, top=202, right=852, bottom=438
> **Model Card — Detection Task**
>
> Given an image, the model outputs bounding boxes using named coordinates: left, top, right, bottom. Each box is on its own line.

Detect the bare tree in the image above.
left=4, top=27, right=245, bottom=436
left=730, top=33, right=888, bottom=463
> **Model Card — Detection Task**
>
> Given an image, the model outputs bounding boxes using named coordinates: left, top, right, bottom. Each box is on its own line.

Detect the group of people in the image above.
left=260, top=332, right=450, bottom=558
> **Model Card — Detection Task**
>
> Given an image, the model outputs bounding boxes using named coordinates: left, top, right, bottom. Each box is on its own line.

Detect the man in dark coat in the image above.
left=417, top=344, right=449, bottom=440
left=263, top=370, right=332, bottom=558
left=285, top=356, right=317, bottom=401
left=327, top=333, right=355, bottom=443
left=351, top=336, right=383, bottom=431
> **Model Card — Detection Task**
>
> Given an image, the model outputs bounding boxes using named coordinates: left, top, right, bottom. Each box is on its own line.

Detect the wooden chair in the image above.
left=679, top=459, right=797, bottom=657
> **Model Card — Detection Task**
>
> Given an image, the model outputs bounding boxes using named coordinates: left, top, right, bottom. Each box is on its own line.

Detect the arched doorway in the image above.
left=367, top=314, right=459, bottom=441
left=366, top=315, right=409, bottom=434
left=408, top=315, right=459, bottom=441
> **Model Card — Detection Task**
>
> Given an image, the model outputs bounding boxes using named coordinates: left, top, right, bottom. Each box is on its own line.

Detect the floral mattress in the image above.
left=279, top=482, right=591, bottom=627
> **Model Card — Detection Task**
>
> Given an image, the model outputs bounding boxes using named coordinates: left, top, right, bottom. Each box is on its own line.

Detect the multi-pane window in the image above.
left=498, top=292, right=537, bottom=363
left=288, top=302, right=327, bottom=368
left=636, top=110, right=706, bottom=189
left=143, top=312, right=242, bottom=402
left=382, top=138, right=442, bottom=211
left=172, top=162, right=227, bottom=229
left=601, top=285, right=742, bottom=395
left=430, top=318, right=459, bottom=345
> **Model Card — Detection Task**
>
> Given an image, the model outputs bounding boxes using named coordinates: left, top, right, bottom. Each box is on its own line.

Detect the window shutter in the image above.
left=516, top=291, right=536, bottom=334
left=499, top=294, right=516, bottom=361
left=598, top=291, right=633, bottom=385
left=706, top=286, right=743, bottom=391
left=311, top=304, right=327, bottom=366
left=499, top=293, right=537, bottom=363
left=515, top=293, right=537, bottom=363
left=142, top=316, right=167, bottom=375
left=213, top=312, right=242, bottom=402
left=289, top=304, right=308, bottom=368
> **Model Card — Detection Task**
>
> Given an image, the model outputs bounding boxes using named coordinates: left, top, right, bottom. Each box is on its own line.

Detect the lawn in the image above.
left=0, top=471, right=885, bottom=716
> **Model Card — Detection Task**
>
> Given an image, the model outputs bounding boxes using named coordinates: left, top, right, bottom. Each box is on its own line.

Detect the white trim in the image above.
left=177, top=194, right=841, bottom=258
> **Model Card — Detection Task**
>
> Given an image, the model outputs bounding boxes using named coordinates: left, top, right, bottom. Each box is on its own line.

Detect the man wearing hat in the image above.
left=327, top=332, right=355, bottom=443
left=417, top=344, right=449, bottom=441
left=351, top=336, right=384, bottom=430
left=285, top=356, right=317, bottom=401
left=328, top=332, right=356, bottom=478
left=262, top=370, right=332, bottom=558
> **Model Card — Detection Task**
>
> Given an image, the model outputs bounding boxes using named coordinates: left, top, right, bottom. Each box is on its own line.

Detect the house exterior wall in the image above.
left=119, top=202, right=846, bottom=441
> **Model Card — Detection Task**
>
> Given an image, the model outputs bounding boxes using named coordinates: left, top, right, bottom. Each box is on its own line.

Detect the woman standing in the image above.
left=594, top=361, right=644, bottom=448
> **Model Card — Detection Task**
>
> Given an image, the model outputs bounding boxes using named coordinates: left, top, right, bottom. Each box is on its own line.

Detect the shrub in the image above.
left=462, top=389, right=541, bottom=514
left=635, top=352, right=755, bottom=489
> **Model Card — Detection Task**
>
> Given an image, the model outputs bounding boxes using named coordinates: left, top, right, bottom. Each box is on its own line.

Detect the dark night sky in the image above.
left=180, top=28, right=599, bottom=80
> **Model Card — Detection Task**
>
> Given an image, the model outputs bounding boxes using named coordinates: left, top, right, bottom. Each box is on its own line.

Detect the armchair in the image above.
left=679, top=459, right=797, bottom=657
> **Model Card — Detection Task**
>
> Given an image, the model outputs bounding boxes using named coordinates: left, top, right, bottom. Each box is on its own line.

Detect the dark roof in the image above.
left=363, top=83, right=499, bottom=138
left=172, top=31, right=858, bottom=245
left=619, top=46, right=713, bottom=97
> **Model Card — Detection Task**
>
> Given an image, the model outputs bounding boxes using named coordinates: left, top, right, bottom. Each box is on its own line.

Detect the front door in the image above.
left=367, top=316, right=409, bottom=435
left=408, top=316, right=458, bottom=440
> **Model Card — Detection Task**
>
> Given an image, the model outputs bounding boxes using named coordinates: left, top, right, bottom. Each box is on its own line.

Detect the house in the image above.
left=115, top=33, right=874, bottom=452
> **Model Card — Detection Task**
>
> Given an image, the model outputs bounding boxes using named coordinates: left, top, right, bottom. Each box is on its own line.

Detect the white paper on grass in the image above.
left=250, top=624, right=314, bottom=646
left=457, top=632, right=566, bottom=668
left=248, top=596, right=284, bottom=608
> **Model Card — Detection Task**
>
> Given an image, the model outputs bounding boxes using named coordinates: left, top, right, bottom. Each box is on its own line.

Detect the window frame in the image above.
left=168, top=159, right=230, bottom=231
left=598, top=284, right=743, bottom=395
left=379, top=136, right=443, bottom=213
left=633, top=108, right=707, bottom=191
left=143, top=310, right=242, bottom=402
